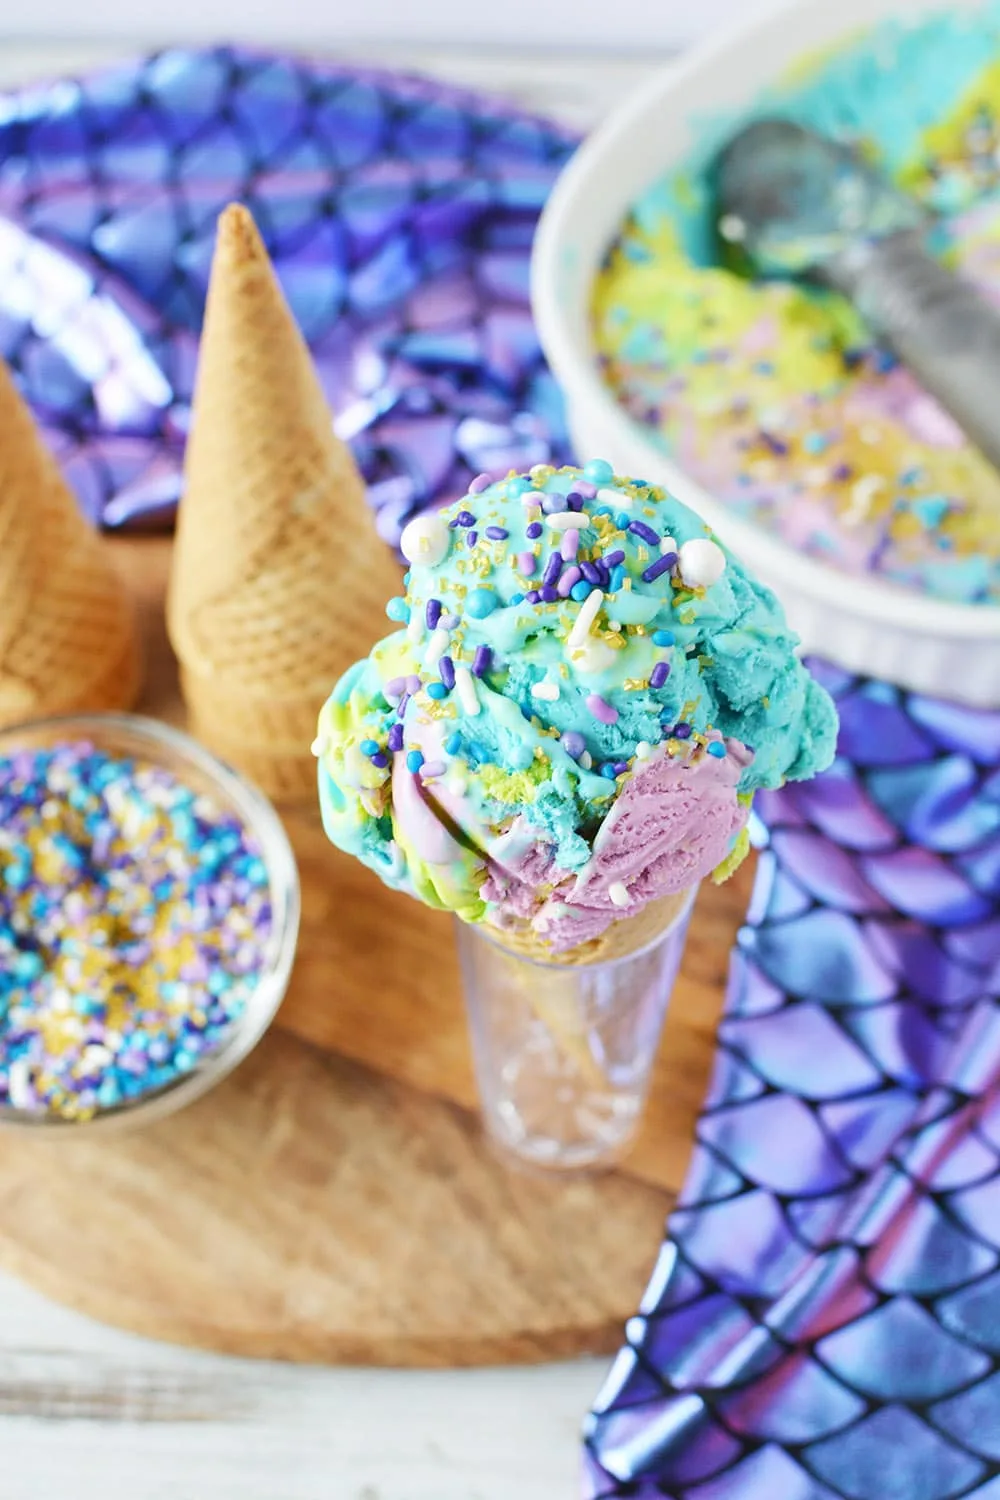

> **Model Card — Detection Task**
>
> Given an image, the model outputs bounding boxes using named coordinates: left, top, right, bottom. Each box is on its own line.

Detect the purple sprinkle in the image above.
left=467, top=530, right=478, bottom=547
left=586, top=693, right=619, bottom=725
left=469, top=473, right=492, bottom=493
left=486, top=526, right=509, bottom=540
left=833, top=463, right=853, bottom=482
left=406, top=674, right=422, bottom=695
left=395, top=694, right=411, bottom=719
left=604, top=549, right=626, bottom=568
left=542, top=492, right=568, bottom=514
left=613, top=761, right=630, bottom=776
left=650, top=662, right=671, bottom=689
left=420, top=761, right=446, bottom=779
left=560, top=528, right=580, bottom=561
left=540, top=584, right=559, bottom=603
left=384, top=676, right=407, bottom=701
left=760, top=430, right=789, bottom=455
left=370, top=752, right=389, bottom=769
left=629, top=520, right=660, bottom=546
left=579, top=561, right=603, bottom=585
left=575, top=480, right=598, bottom=499
left=561, top=731, right=586, bottom=759
left=674, top=722, right=693, bottom=739
left=449, top=516, right=462, bottom=528
left=526, top=522, right=543, bottom=539
left=439, top=656, right=456, bottom=690
left=526, top=589, right=541, bottom=604
left=473, top=645, right=493, bottom=677
left=542, top=551, right=563, bottom=586
left=557, top=565, right=582, bottom=598
left=425, top=598, right=442, bottom=629
left=566, top=491, right=584, bottom=511
left=387, top=724, right=404, bottom=752
left=642, top=554, right=676, bottom=583
left=457, top=510, right=476, bottom=527
left=517, top=550, right=536, bottom=576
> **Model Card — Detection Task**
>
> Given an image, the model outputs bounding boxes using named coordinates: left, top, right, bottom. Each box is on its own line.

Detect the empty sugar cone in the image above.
left=168, top=202, right=401, bottom=800
left=0, top=359, right=140, bottom=728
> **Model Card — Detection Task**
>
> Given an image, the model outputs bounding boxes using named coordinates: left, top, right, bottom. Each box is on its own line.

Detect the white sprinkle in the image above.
left=608, top=619, right=622, bottom=633
left=579, top=751, right=593, bottom=770
left=609, top=881, right=631, bottom=908
left=407, top=613, right=424, bottom=644
left=311, top=734, right=329, bottom=758
left=569, top=638, right=618, bottom=675
left=567, top=587, right=604, bottom=649
left=400, top=513, right=451, bottom=568
left=424, top=626, right=451, bottom=667
left=447, top=773, right=468, bottom=797
left=635, top=741, right=654, bottom=760
left=597, top=486, right=632, bottom=508
left=718, top=212, right=746, bottom=243
left=6, top=1058, right=32, bottom=1109
left=455, top=666, right=480, bottom=716
left=531, top=681, right=560, bottom=701
left=660, top=535, right=677, bottom=554
left=521, top=489, right=546, bottom=506
left=843, top=473, right=884, bottom=527
left=545, top=511, right=589, bottom=531
left=442, top=613, right=461, bottom=630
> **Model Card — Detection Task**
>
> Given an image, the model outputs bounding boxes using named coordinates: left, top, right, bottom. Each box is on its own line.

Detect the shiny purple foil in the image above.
left=5, top=49, right=1000, bottom=1497
left=0, top=47, right=576, bottom=538
left=587, top=662, right=1000, bottom=1499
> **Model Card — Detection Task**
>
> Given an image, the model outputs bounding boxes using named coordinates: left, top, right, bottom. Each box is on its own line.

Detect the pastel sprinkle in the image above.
left=420, top=761, right=446, bottom=779
left=570, top=579, right=593, bottom=602
left=629, top=520, right=660, bottom=547
left=707, top=741, right=727, bottom=758
left=575, top=480, right=598, bottom=500
left=400, top=513, right=450, bottom=568
left=542, top=492, right=568, bottom=514
left=558, top=565, right=582, bottom=598
left=568, top=588, right=604, bottom=648
left=485, top=526, right=509, bottom=541
left=384, top=676, right=407, bottom=700
left=466, top=588, right=498, bottom=618
left=609, top=881, right=631, bottom=908
left=531, top=681, right=560, bottom=701
left=455, top=667, right=481, bottom=716
left=546, top=511, right=585, bottom=532
left=526, top=589, right=542, bottom=604
left=583, top=458, right=614, bottom=485
left=635, top=740, right=655, bottom=760
left=660, top=535, right=678, bottom=555
left=652, top=630, right=675, bottom=647
left=439, top=656, right=456, bottom=690
left=472, top=646, right=493, bottom=677
left=360, top=739, right=380, bottom=756
left=469, top=474, right=491, bottom=493
left=517, top=551, right=537, bottom=575
left=426, top=682, right=448, bottom=700
left=406, top=675, right=422, bottom=695
left=586, top=693, right=619, bottom=725
left=642, top=553, right=676, bottom=583
left=561, top=731, right=586, bottom=759
left=561, top=529, right=580, bottom=560
left=424, top=627, right=451, bottom=667
left=650, top=662, right=671, bottom=689
left=445, top=733, right=463, bottom=755
left=526, top=522, right=543, bottom=539
left=386, top=596, right=409, bottom=622
left=387, top=724, right=404, bottom=752
left=406, top=751, right=424, bottom=773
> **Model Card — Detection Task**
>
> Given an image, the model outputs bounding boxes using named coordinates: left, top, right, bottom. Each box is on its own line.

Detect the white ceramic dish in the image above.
left=532, top=0, right=1000, bottom=706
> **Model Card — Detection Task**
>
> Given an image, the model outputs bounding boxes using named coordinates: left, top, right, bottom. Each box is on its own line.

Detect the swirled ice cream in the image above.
left=315, top=462, right=836, bottom=952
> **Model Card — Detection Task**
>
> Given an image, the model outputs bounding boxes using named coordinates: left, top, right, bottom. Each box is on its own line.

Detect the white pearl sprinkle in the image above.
left=579, top=751, right=593, bottom=770
left=531, top=681, right=560, bottom=701
left=609, top=881, right=631, bottom=908
left=597, top=486, right=632, bottom=508
left=678, top=537, right=726, bottom=589
left=400, top=513, right=451, bottom=568
left=635, top=741, right=654, bottom=760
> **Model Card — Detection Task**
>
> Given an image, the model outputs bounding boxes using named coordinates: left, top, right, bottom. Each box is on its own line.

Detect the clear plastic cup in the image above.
left=454, top=889, right=696, bottom=1171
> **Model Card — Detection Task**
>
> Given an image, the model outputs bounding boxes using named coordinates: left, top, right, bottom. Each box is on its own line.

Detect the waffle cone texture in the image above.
left=485, top=887, right=695, bottom=968
left=168, top=203, right=401, bottom=801
left=0, top=358, right=140, bottom=728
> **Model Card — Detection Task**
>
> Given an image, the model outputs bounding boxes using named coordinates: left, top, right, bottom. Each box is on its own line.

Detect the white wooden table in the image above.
left=0, top=41, right=673, bottom=1500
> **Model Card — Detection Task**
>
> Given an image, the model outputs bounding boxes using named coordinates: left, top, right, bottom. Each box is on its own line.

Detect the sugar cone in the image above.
left=168, top=203, right=402, bottom=802
left=0, top=359, right=140, bottom=728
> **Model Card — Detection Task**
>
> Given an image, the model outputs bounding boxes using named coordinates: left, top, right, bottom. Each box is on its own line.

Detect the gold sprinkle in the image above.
left=624, top=677, right=648, bottom=691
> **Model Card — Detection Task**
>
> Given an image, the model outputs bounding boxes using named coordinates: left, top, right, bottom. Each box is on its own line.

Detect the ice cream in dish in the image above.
left=315, top=462, right=836, bottom=955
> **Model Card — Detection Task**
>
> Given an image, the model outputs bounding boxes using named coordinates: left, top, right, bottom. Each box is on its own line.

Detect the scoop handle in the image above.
left=828, top=230, right=1000, bottom=470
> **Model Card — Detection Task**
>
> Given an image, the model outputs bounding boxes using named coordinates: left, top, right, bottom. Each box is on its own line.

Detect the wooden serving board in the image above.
left=0, top=536, right=751, bottom=1367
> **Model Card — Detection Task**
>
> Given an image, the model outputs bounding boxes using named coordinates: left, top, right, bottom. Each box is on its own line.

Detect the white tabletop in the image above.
left=0, top=40, right=671, bottom=1500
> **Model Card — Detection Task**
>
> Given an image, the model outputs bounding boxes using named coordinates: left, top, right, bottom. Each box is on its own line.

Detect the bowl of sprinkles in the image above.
left=0, top=714, right=299, bottom=1129
left=532, top=0, right=1000, bottom=706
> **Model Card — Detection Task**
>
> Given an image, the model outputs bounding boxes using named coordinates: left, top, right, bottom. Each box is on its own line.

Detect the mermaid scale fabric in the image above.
left=3, top=48, right=1000, bottom=1498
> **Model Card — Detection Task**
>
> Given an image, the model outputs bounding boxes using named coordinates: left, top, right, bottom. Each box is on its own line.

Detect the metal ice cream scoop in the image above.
left=714, top=117, right=1000, bottom=471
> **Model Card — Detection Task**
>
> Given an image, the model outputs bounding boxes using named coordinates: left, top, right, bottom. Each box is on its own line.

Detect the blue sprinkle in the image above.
left=510, top=592, right=526, bottom=605
left=426, top=682, right=448, bottom=699
left=506, top=477, right=532, bottom=497
left=466, top=588, right=498, bottom=618
left=406, top=751, right=424, bottom=773
left=610, top=565, right=625, bottom=592
left=583, top=458, right=614, bottom=485
left=803, top=432, right=828, bottom=454
left=542, top=493, right=568, bottom=514
left=616, top=512, right=632, bottom=530
left=445, top=734, right=463, bottom=755
left=652, top=629, right=675, bottom=646
left=570, top=580, right=593, bottom=602
left=600, top=763, right=619, bottom=780
left=385, top=596, right=410, bottom=622
left=360, top=739, right=380, bottom=756
left=707, top=742, right=727, bottom=758
left=485, top=526, right=509, bottom=540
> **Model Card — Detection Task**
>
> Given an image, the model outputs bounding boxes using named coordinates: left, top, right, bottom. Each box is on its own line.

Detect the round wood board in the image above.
left=0, top=535, right=750, bottom=1366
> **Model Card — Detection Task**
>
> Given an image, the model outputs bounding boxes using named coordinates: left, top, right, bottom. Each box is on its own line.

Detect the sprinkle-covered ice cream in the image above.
left=593, top=7, right=1000, bottom=606
left=316, top=463, right=836, bottom=952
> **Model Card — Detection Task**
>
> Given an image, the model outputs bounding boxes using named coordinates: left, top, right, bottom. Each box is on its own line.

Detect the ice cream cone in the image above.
left=0, top=358, right=140, bottom=728
left=168, top=202, right=402, bottom=801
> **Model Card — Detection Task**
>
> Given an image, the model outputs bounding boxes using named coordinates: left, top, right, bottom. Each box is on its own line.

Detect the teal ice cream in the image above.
left=315, top=463, right=837, bottom=951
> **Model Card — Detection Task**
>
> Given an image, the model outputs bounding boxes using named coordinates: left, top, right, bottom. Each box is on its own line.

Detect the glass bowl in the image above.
left=0, top=712, right=300, bottom=1133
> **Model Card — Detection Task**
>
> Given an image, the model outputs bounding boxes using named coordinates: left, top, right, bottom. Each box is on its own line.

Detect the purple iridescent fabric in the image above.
left=0, top=46, right=575, bottom=538
left=587, top=662, right=1000, bottom=1499
left=5, top=48, right=1000, bottom=1499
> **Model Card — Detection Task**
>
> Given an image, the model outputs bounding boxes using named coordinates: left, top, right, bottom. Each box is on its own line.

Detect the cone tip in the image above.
left=215, top=202, right=267, bottom=268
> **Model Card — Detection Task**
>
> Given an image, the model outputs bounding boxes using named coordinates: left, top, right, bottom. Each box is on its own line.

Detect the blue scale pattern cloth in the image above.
left=2, top=47, right=999, bottom=1498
